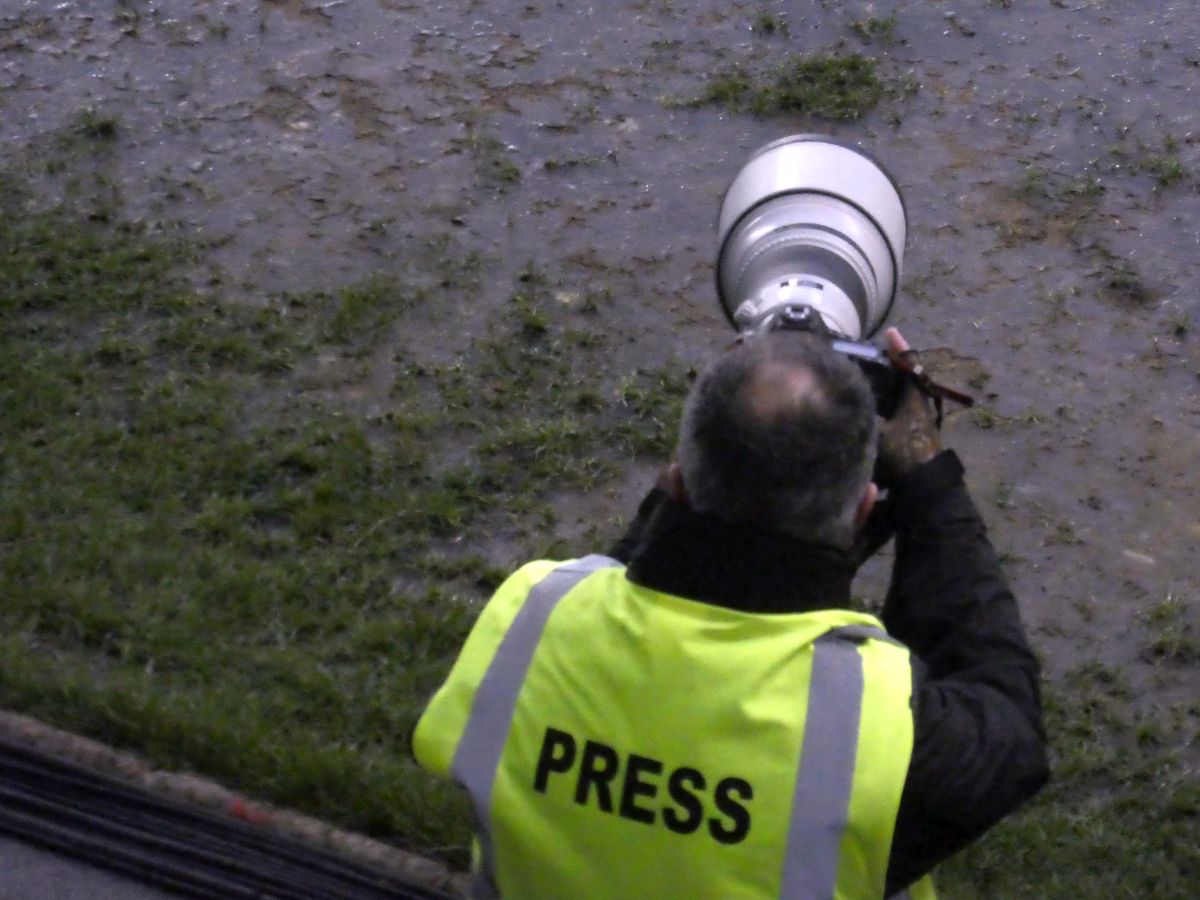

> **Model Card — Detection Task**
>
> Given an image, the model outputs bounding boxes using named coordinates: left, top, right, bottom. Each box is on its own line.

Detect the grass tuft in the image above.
left=75, top=107, right=120, bottom=140
left=697, top=54, right=889, bottom=120
left=1141, top=153, right=1186, bottom=187
left=850, top=14, right=899, bottom=45
left=464, top=131, right=521, bottom=188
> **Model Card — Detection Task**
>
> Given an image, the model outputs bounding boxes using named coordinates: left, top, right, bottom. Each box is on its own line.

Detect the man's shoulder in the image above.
left=502, top=558, right=566, bottom=589
left=503, top=555, right=625, bottom=586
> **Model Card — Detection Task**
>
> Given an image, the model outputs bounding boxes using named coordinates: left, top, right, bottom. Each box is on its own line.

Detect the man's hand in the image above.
left=876, top=328, right=942, bottom=485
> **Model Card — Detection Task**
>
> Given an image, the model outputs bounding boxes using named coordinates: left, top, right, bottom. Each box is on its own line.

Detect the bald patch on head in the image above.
left=744, top=361, right=826, bottom=423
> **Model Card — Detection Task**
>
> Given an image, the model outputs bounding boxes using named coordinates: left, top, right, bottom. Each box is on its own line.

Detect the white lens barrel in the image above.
left=716, top=135, right=907, bottom=340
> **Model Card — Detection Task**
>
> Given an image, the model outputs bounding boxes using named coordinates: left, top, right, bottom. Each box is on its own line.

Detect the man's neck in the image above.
left=622, top=494, right=857, bottom=614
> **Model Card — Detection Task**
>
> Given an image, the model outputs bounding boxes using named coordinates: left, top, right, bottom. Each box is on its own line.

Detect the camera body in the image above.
left=741, top=302, right=908, bottom=418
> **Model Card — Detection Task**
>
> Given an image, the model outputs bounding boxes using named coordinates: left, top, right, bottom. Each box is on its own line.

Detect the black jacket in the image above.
left=608, top=451, right=1048, bottom=897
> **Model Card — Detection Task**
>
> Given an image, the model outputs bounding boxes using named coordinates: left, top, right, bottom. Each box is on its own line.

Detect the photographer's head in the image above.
left=675, top=332, right=878, bottom=549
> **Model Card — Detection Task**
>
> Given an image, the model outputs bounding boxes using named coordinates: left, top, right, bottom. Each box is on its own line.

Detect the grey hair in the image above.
left=677, top=332, right=878, bottom=548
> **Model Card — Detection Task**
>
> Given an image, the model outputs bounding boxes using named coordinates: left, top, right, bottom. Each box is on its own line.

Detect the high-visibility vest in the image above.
left=414, top=556, right=934, bottom=899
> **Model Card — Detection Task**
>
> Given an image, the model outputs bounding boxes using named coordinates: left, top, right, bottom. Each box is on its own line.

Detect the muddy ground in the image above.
left=2, top=0, right=1198, bottom=882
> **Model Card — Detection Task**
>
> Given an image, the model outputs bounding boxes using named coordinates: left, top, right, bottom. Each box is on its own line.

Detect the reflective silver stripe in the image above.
left=824, top=623, right=899, bottom=646
left=779, top=629, right=870, bottom=899
left=451, top=555, right=620, bottom=894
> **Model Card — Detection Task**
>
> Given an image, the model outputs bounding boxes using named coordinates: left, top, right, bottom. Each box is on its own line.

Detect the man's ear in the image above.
left=854, top=482, right=878, bottom=530
left=663, top=461, right=689, bottom=506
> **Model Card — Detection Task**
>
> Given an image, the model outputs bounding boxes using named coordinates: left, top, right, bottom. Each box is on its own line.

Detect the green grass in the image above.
left=73, top=107, right=120, bottom=141
left=0, top=167, right=686, bottom=864
left=463, top=130, right=521, bottom=188
left=850, top=13, right=899, bottom=45
left=1140, top=153, right=1186, bottom=187
left=753, top=13, right=789, bottom=37
left=695, top=53, right=891, bottom=119
left=1140, top=593, right=1200, bottom=665
left=1018, top=164, right=1105, bottom=211
left=938, top=662, right=1200, bottom=898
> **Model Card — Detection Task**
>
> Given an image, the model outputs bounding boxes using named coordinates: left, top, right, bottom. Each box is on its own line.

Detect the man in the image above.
left=413, top=328, right=1047, bottom=899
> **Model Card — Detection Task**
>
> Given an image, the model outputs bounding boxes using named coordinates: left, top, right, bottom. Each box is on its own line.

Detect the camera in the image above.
left=716, top=134, right=905, bottom=342
left=715, top=135, right=967, bottom=418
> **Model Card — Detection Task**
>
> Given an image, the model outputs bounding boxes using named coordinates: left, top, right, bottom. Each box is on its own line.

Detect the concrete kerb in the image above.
left=0, top=709, right=469, bottom=898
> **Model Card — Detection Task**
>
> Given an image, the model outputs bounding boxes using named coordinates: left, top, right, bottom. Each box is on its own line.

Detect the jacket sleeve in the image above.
left=880, top=451, right=1048, bottom=897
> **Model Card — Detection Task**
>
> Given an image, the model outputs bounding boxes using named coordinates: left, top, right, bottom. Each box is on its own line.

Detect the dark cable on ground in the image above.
left=0, top=739, right=454, bottom=900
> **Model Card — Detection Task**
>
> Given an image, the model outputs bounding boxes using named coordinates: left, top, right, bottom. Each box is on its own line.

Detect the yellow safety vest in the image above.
left=414, top=556, right=936, bottom=899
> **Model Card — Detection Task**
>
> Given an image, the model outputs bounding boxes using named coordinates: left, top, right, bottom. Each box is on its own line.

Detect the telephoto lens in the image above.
left=715, top=135, right=907, bottom=340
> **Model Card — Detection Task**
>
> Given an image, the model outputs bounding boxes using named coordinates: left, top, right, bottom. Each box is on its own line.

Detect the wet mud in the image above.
left=3, top=0, right=1197, bottom=731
